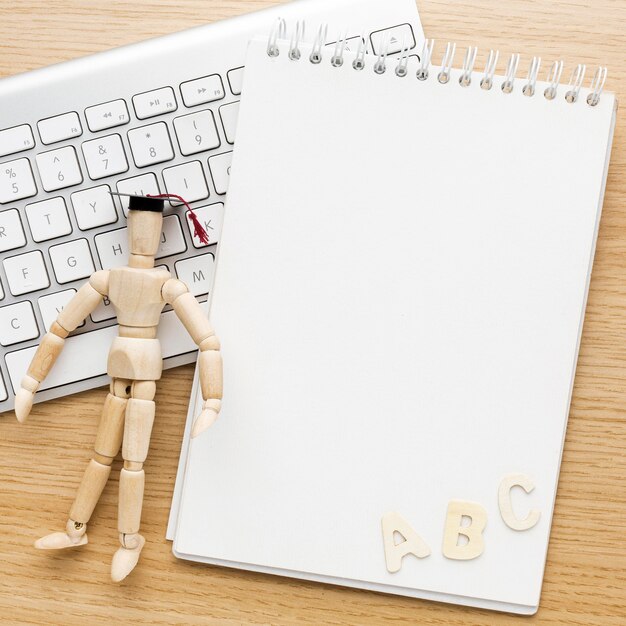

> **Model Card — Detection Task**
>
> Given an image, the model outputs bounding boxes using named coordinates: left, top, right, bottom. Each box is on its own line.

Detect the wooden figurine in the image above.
left=13, top=193, right=223, bottom=582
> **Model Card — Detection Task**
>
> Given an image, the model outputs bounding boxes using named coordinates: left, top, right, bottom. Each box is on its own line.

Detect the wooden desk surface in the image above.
left=0, top=1, right=624, bottom=623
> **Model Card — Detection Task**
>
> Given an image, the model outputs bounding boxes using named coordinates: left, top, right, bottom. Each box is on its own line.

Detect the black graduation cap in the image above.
left=109, top=192, right=209, bottom=243
left=110, top=192, right=165, bottom=212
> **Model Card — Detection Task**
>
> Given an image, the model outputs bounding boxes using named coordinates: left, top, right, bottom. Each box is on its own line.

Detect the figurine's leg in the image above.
left=35, top=379, right=130, bottom=550
left=110, top=380, right=156, bottom=582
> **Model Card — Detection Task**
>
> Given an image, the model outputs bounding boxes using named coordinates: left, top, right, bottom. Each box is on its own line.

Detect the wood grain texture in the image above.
left=0, top=1, right=625, bottom=624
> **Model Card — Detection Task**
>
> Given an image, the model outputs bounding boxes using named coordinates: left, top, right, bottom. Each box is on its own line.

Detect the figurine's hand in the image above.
left=191, top=402, right=220, bottom=438
left=14, top=387, right=35, bottom=423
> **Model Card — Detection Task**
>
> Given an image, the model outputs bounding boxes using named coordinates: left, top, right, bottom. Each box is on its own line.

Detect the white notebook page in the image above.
left=173, top=38, right=616, bottom=614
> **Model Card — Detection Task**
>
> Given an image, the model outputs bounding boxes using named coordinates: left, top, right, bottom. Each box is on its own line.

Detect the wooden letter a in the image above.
left=381, top=511, right=431, bottom=573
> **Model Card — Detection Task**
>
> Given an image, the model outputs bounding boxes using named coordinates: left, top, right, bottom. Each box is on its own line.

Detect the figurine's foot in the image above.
left=34, top=519, right=88, bottom=550
left=111, top=534, right=145, bottom=582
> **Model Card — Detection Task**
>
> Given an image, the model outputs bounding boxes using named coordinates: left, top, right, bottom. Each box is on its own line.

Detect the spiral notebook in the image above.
left=170, top=30, right=617, bottom=615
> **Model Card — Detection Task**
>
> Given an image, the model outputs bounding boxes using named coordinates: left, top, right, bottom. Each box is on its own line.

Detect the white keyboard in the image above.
left=0, top=0, right=423, bottom=414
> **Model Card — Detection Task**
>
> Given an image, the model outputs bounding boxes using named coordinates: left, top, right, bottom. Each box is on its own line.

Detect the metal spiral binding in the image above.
left=267, top=18, right=286, bottom=57
left=288, top=21, right=305, bottom=61
left=266, top=22, right=609, bottom=106
left=480, top=50, right=499, bottom=90
left=501, top=53, right=520, bottom=93
left=395, top=37, right=411, bottom=77
left=544, top=60, right=563, bottom=100
left=331, top=31, right=348, bottom=67
left=459, top=46, right=477, bottom=87
left=522, top=57, right=541, bottom=96
left=309, top=23, right=327, bottom=64
left=373, top=35, right=390, bottom=74
left=416, top=39, right=434, bottom=81
left=587, top=66, right=608, bottom=106
left=565, top=64, right=586, bottom=103
left=437, top=42, right=456, bottom=84
left=353, top=35, right=366, bottom=71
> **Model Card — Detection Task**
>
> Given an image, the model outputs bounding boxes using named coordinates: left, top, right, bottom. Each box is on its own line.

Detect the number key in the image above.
left=0, top=158, right=37, bottom=204
left=128, top=122, right=174, bottom=167
left=82, top=134, right=129, bottom=180
left=173, top=111, right=220, bottom=156
left=36, top=146, right=83, bottom=192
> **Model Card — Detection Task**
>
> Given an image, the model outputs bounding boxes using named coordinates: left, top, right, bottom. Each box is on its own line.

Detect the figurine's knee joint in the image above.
left=94, top=452, right=115, bottom=466
left=111, top=378, right=132, bottom=399
left=131, top=380, right=156, bottom=400
left=123, top=460, right=143, bottom=471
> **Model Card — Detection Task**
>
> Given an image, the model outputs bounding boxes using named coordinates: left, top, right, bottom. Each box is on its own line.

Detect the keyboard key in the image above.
left=227, top=67, right=244, bottom=96
left=116, top=173, right=160, bottom=216
left=0, top=301, right=39, bottom=346
left=370, top=24, right=415, bottom=55
left=25, top=197, right=72, bottom=242
left=219, top=102, right=239, bottom=144
left=0, top=279, right=3, bottom=300
left=5, top=309, right=197, bottom=393
left=163, top=161, right=209, bottom=203
left=3, top=250, right=49, bottom=296
left=180, top=75, right=225, bottom=108
left=208, top=151, right=232, bottom=195
left=49, top=238, right=95, bottom=284
left=39, top=289, right=82, bottom=331
left=0, top=125, right=35, bottom=158
left=71, top=185, right=118, bottom=230
left=185, top=202, right=223, bottom=248
left=36, top=146, right=83, bottom=192
left=157, top=215, right=187, bottom=259
left=0, top=158, right=37, bottom=203
left=85, top=99, right=130, bottom=132
left=82, top=134, right=129, bottom=180
left=133, top=87, right=178, bottom=120
left=95, top=227, right=128, bottom=269
left=37, top=112, right=82, bottom=145
left=128, top=123, right=174, bottom=168
left=0, top=208, right=27, bottom=252
left=173, top=111, right=220, bottom=156
left=0, top=370, right=6, bottom=401
left=175, top=253, right=215, bottom=296
left=91, top=294, right=116, bottom=323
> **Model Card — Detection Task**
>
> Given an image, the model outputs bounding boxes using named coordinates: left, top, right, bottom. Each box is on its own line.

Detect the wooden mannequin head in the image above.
left=127, top=209, right=163, bottom=259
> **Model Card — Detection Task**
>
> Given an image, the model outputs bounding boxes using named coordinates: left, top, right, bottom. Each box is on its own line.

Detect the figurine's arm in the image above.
left=163, top=279, right=222, bottom=438
left=14, top=270, right=110, bottom=423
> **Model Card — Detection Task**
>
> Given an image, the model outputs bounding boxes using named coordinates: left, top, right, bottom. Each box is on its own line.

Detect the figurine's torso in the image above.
left=108, top=266, right=170, bottom=327
left=106, top=266, right=171, bottom=382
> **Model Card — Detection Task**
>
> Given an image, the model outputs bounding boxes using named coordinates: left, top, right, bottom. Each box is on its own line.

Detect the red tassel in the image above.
left=188, top=208, right=210, bottom=244
left=147, top=193, right=209, bottom=245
